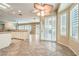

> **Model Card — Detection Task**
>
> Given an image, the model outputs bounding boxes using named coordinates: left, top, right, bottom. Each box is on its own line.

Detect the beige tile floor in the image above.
left=0, top=35, right=76, bottom=56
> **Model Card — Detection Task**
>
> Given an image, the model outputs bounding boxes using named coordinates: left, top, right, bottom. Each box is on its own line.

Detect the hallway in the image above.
left=0, top=37, right=76, bottom=56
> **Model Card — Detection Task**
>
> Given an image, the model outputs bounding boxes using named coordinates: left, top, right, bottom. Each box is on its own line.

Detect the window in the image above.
left=18, top=25, right=31, bottom=31
left=18, top=25, right=25, bottom=30
left=70, top=4, right=78, bottom=40
left=60, top=12, right=67, bottom=36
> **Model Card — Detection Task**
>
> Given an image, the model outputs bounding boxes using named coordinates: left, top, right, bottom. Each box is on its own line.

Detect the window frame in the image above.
left=60, top=11, right=67, bottom=36
left=70, top=4, right=79, bottom=41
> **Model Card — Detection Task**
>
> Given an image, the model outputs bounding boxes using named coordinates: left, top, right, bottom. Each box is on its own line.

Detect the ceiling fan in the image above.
left=33, top=3, right=53, bottom=16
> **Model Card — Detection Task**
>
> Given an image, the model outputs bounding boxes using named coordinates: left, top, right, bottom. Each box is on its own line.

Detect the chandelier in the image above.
left=34, top=3, right=53, bottom=16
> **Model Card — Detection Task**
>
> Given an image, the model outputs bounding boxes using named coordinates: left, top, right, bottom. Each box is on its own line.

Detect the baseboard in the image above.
left=57, top=41, right=78, bottom=56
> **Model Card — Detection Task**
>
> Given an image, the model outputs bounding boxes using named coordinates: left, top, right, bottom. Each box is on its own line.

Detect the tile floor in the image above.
left=0, top=39, right=76, bottom=56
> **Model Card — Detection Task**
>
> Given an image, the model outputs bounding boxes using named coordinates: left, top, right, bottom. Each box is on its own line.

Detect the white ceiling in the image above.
left=0, top=3, right=59, bottom=22
left=8, top=3, right=59, bottom=18
left=0, top=3, right=72, bottom=22
left=8, top=3, right=35, bottom=18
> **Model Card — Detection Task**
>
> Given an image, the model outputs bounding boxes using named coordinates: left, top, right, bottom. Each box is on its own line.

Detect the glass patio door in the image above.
left=45, top=17, right=52, bottom=41
left=45, top=16, right=56, bottom=41
left=51, top=16, right=56, bottom=41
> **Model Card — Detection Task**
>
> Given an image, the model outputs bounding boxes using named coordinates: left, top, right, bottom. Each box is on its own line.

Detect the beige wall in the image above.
left=57, top=4, right=79, bottom=55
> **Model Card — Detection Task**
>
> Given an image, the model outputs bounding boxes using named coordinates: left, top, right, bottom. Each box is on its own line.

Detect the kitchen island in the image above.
left=0, top=32, right=11, bottom=49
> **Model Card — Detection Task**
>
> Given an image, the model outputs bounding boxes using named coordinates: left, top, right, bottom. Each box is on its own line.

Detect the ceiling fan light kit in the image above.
left=34, top=3, right=53, bottom=16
